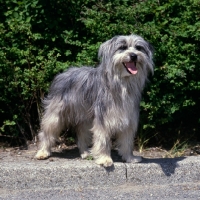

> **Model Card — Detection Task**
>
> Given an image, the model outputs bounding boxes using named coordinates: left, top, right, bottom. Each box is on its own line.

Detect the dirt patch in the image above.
left=0, top=141, right=200, bottom=163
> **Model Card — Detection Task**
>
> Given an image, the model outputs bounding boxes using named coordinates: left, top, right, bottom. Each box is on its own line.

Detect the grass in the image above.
left=137, top=131, right=158, bottom=153
left=85, top=155, right=93, bottom=160
left=164, top=139, right=189, bottom=158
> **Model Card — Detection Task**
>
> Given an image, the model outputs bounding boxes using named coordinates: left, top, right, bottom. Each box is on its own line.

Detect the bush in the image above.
left=0, top=0, right=199, bottom=145
left=0, top=0, right=77, bottom=140
left=81, top=0, right=200, bottom=143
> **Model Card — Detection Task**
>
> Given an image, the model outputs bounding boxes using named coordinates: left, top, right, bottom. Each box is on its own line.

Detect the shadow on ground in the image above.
left=51, top=147, right=186, bottom=176
left=52, top=148, right=123, bottom=161
left=141, top=157, right=186, bottom=176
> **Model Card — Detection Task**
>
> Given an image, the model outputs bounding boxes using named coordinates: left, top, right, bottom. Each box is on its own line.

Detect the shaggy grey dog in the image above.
left=35, top=34, right=154, bottom=167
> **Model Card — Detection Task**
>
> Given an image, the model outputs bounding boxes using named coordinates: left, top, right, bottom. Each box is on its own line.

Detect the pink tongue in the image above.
left=126, top=62, right=137, bottom=74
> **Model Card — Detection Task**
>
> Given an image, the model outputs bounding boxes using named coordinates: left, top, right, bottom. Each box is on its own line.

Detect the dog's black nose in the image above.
left=130, top=53, right=137, bottom=61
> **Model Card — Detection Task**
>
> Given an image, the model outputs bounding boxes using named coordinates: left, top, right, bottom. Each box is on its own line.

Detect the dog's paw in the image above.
left=125, top=155, right=142, bottom=163
left=80, top=151, right=90, bottom=159
left=95, top=156, right=113, bottom=167
left=35, top=149, right=51, bottom=160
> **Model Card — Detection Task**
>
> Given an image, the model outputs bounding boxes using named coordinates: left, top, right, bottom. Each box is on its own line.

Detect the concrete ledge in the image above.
left=126, top=156, right=200, bottom=185
left=0, top=156, right=200, bottom=189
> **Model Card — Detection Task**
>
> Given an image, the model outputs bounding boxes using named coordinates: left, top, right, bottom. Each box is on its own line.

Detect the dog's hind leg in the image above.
left=76, top=122, right=92, bottom=159
left=35, top=130, right=52, bottom=160
left=35, top=100, right=64, bottom=160
left=91, top=122, right=113, bottom=167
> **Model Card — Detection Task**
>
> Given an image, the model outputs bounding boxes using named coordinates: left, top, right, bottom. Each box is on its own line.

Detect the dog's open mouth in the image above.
left=123, top=62, right=138, bottom=75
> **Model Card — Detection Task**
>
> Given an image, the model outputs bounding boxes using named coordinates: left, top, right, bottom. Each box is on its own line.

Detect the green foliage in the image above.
left=0, top=0, right=71, bottom=139
left=81, top=0, right=200, bottom=136
left=0, top=0, right=199, bottom=143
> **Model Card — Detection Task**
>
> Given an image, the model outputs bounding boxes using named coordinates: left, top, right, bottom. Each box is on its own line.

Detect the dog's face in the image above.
left=98, top=35, right=154, bottom=77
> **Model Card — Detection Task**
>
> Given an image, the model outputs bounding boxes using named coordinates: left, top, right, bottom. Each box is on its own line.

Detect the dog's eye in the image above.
left=119, top=46, right=127, bottom=50
left=135, top=45, right=143, bottom=51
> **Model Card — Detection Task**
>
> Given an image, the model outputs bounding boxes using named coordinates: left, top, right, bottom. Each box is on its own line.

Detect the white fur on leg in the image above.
left=35, top=131, right=52, bottom=160
left=91, top=122, right=113, bottom=167
left=35, top=104, right=64, bottom=160
left=95, top=155, right=113, bottom=167
left=80, top=150, right=90, bottom=159
left=35, top=148, right=51, bottom=160
left=35, top=131, right=53, bottom=160
left=125, top=155, right=142, bottom=163
left=35, top=143, right=51, bottom=160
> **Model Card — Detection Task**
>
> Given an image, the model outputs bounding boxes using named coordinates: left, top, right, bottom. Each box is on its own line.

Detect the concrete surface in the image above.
left=0, top=152, right=200, bottom=199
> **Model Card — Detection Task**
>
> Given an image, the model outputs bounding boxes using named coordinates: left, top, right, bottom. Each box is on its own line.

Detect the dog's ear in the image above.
left=144, top=41, right=154, bottom=60
left=98, top=36, right=119, bottom=63
left=147, top=42, right=154, bottom=54
left=147, top=42, right=154, bottom=58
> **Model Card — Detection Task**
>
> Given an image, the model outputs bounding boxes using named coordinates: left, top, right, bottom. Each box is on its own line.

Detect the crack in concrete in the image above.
left=124, top=163, right=128, bottom=181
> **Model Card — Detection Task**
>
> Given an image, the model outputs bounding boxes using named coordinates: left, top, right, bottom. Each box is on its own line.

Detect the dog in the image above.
left=35, top=34, right=154, bottom=167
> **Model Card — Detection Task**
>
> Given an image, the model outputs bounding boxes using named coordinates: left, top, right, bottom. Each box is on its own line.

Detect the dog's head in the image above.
left=98, top=35, right=154, bottom=77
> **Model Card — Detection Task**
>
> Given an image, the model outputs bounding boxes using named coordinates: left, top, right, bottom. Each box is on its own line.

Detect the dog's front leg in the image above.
left=116, top=129, right=142, bottom=163
left=91, top=124, right=113, bottom=167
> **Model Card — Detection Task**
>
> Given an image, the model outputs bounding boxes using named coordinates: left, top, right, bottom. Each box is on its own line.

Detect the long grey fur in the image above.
left=35, top=34, right=154, bottom=167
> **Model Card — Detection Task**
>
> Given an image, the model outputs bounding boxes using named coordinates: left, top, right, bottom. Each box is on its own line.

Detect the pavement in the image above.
left=0, top=147, right=200, bottom=199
